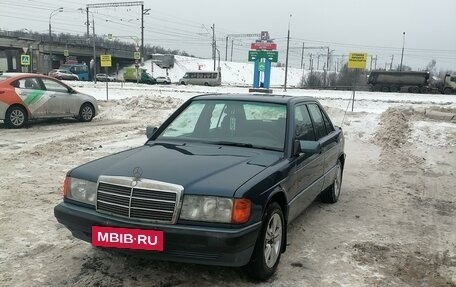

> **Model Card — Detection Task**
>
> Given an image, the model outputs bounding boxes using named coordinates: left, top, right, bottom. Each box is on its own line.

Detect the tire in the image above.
left=444, top=88, right=452, bottom=95
left=372, top=85, right=381, bottom=92
left=204, top=82, right=209, bottom=86
left=247, top=202, right=284, bottom=281
left=5, top=106, right=28, bottom=129
left=420, top=86, right=429, bottom=94
left=390, top=85, right=399, bottom=92
left=180, top=81, right=186, bottom=85
left=320, top=160, right=342, bottom=203
left=78, top=103, right=95, bottom=122
left=408, top=86, right=419, bottom=93
left=381, top=86, right=390, bottom=92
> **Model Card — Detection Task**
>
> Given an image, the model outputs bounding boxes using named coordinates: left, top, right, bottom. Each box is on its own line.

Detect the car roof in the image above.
left=0, top=73, right=72, bottom=85
left=191, top=93, right=317, bottom=105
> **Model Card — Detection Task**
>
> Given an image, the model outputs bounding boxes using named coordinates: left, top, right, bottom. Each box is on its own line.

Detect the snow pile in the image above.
left=410, top=121, right=456, bottom=147
left=96, top=95, right=183, bottom=121
left=132, top=55, right=306, bottom=87
left=374, top=107, right=411, bottom=149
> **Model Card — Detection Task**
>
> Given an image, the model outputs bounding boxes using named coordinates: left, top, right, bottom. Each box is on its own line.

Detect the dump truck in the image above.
left=123, top=67, right=156, bottom=84
left=368, top=71, right=430, bottom=93
left=441, top=74, right=456, bottom=94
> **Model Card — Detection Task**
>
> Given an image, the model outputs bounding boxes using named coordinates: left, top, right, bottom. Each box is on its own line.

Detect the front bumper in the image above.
left=54, top=202, right=261, bottom=267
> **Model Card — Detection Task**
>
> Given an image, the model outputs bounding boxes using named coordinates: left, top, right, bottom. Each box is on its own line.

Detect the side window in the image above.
left=294, top=105, right=316, bottom=141
left=307, top=104, right=328, bottom=139
left=41, top=79, right=69, bottom=93
left=322, top=111, right=335, bottom=133
left=11, top=78, right=42, bottom=90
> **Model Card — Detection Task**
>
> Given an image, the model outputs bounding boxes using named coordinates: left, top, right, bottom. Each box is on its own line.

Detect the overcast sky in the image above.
left=1, top=0, right=455, bottom=71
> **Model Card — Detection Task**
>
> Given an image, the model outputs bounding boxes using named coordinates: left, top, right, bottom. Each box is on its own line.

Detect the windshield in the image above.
left=156, top=100, right=287, bottom=151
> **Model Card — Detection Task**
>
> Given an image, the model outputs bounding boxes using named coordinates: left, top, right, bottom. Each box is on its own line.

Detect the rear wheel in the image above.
left=180, top=81, right=186, bottom=85
left=444, top=87, right=452, bottom=95
left=381, top=86, right=390, bottom=92
left=320, top=160, right=342, bottom=203
left=390, top=85, right=399, bottom=92
left=78, top=103, right=95, bottom=122
left=5, top=106, right=28, bottom=129
left=247, top=202, right=284, bottom=281
left=408, top=86, right=419, bottom=93
left=204, top=82, right=209, bottom=86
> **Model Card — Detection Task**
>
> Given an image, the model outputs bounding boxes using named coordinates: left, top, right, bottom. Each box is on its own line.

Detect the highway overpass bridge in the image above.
left=0, top=34, right=145, bottom=76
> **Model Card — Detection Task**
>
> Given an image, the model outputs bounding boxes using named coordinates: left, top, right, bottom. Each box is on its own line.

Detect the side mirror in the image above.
left=146, top=126, right=158, bottom=139
left=300, top=140, right=321, bottom=155
left=68, top=87, right=76, bottom=94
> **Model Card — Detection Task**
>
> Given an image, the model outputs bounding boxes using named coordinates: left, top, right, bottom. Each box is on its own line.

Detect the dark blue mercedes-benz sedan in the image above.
left=54, top=93, right=346, bottom=280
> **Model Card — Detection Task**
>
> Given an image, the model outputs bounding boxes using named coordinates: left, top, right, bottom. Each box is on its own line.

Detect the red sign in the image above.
left=251, top=42, right=277, bottom=50
left=92, top=226, right=164, bottom=251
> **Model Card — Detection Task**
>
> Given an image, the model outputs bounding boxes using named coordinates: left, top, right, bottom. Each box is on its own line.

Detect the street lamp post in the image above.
left=399, top=32, right=405, bottom=71
left=48, top=7, right=63, bottom=72
left=284, top=14, right=292, bottom=92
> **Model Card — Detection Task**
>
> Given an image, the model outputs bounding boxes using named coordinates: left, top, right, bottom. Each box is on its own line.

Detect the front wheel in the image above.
left=5, top=106, right=28, bottom=128
left=247, top=202, right=284, bottom=281
left=444, top=87, right=452, bottom=95
left=78, top=103, right=95, bottom=122
left=320, top=160, right=342, bottom=203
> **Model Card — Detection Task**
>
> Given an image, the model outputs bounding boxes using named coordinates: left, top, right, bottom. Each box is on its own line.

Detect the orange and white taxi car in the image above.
left=0, top=73, right=98, bottom=128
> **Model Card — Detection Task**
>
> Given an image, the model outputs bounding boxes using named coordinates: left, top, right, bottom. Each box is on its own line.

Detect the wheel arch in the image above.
left=7, top=103, right=30, bottom=117
left=265, top=188, right=288, bottom=253
left=80, top=101, right=96, bottom=116
left=338, top=153, right=346, bottom=172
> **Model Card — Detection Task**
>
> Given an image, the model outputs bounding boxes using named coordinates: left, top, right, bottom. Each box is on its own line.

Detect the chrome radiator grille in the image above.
left=95, top=176, right=183, bottom=224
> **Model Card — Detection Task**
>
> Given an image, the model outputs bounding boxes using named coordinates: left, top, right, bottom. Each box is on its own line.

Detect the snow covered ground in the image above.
left=1, top=73, right=456, bottom=286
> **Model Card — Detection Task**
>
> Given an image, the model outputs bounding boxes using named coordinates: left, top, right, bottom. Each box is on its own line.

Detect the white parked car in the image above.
left=96, top=73, right=116, bottom=82
left=155, top=76, right=171, bottom=84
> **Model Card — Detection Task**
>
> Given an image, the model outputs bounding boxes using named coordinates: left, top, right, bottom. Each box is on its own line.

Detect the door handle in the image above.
left=50, top=95, right=56, bottom=98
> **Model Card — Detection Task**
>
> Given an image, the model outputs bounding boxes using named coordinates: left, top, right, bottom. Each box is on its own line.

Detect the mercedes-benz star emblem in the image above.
left=133, top=166, right=143, bottom=180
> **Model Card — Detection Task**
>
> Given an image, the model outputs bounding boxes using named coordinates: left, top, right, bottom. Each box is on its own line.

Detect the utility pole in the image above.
left=141, top=4, right=144, bottom=63
left=324, top=47, right=330, bottom=87
left=93, top=17, right=97, bottom=83
left=309, top=54, right=313, bottom=70
left=212, top=24, right=216, bottom=71
left=284, top=14, right=292, bottom=92
left=300, top=42, right=305, bottom=69
left=390, top=55, right=394, bottom=71
left=230, top=39, right=234, bottom=62
left=374, top=55, right=378, bottom=70
left=317, top=55, right=320, bottom=70
left=86, top=8, right=90, bottom=39
left=225, top=36, right=229, bottom=61
left=399, top=32, right=405, bottom=71
left=370, top=55, right=373, bottom=71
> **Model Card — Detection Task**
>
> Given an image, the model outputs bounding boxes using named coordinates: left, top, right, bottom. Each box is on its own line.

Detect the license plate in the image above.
left=92, top=226, right=164, bottom=251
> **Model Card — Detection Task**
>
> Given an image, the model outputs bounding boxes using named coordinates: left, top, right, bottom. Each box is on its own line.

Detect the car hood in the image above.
left=69, top=142, right=282, bottom=197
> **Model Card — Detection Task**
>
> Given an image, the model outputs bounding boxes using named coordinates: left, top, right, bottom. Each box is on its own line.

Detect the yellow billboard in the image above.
left=348, top=53, right=367, bottom=69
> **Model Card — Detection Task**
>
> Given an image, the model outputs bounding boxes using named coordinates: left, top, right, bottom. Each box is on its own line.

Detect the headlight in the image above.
left=64, top=176, right=97, bottom=206
left=179, top=196, right=251, bottom=224
left=180, top=196, right=233, bottom=223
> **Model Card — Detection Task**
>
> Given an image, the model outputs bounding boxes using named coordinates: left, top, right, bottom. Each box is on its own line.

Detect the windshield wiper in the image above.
left=213, top=141, right=253, bottom=148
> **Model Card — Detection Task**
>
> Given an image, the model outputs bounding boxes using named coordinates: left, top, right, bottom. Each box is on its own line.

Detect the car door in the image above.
left=307, top=103, right=341, bottom=191
left=12, top=77, right=50, bottom=118
left=39, top=78, right=72, bottom=117
left=287, top=104, right=325, bottom=222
